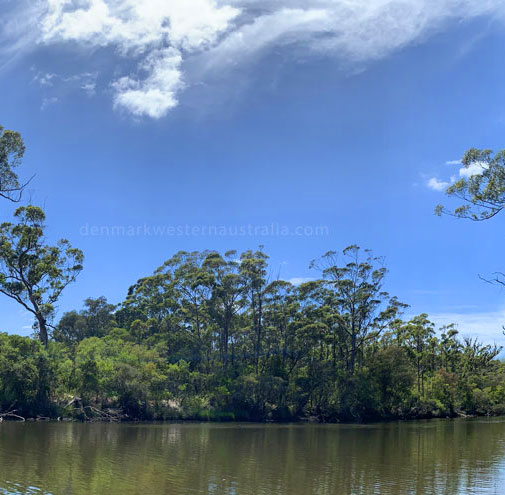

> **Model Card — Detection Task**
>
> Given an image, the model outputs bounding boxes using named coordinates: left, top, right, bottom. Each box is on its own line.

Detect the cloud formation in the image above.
left=429, top=309, right=505, bottom=348
left=286, top=277, right=314, bottom=286
left=427, top=158, right=489, bottom=191
left=39, top=0, right=240, bottom=117
left=3, top=0, right=505, bottom=118
left=427, top=177, right=451, bottom=192
left=458, top=160, right=489, bottom=178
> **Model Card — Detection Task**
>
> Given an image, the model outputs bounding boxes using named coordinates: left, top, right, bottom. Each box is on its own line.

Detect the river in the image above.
left=1, top=418, right=505, bottom=494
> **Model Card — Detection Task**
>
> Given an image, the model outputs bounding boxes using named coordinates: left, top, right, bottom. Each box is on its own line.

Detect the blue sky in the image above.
left=1, top=0, right=505, bottom=346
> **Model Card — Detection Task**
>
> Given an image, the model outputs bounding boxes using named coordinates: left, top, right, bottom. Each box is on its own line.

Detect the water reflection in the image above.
left=0, top=482, right=53, bottom=495
left=1, top=419, right=505, bottom=495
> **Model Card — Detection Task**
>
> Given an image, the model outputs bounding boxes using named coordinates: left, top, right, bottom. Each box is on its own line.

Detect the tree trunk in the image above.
left=223, top=321, right=229, bottom=368
left=349, top=333, right=356, bottom=375
left=37, top=314, right=49, bottom=348
left=255, top=294, right=263, bottom=374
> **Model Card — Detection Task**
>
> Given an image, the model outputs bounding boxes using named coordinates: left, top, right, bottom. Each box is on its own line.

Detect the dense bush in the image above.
left=1, top=247, right=504, bottom=422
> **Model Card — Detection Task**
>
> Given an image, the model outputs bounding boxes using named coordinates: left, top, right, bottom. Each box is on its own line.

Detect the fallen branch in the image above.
left=84, top=406, right=122, bottom=422
left=63, top=396, right=89, bottom=420
left=0, top=410, right=26, bottom=422
left=64, top=396, right=81, bottom=408
left=62, top=396, right=125, bottom=422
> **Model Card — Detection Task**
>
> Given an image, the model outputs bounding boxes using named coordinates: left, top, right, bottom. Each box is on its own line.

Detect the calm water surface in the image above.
left=1, top=418, right=505, bottom=495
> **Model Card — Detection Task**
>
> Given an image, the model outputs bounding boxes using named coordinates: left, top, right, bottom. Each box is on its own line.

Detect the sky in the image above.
left=1, top=0, right=505, bottom=347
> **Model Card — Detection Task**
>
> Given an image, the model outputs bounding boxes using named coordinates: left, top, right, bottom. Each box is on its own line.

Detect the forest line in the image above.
left=1, top=124, right=505, bottom=422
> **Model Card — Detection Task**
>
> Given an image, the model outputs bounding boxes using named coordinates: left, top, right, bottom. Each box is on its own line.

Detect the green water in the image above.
left=1, top=419, right=505, bottom=494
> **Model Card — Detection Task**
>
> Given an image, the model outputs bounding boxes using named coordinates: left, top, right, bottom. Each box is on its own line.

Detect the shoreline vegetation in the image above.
left=0, top=414, right=496, bottom=424
left=1, top=130, right=505, bottom=425
left=1, top=246, right=504, bottom=424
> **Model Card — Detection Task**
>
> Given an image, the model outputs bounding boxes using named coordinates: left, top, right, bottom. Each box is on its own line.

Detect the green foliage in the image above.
left=52, top=297, right=116, bottom=346
left=436, top=148, right=505, bottom=221
left=0, top=333, right=49, bottom=416
left=0, top=126, right=497, bottom=422
left=1, top=246, right=504, bottom=422
left=0, top=205, right=84, bottom=346
left=0, top=125, right=27, bottom=202
left=71, top=336, right=169, bottom=417
left=310, top=245, right=408, bottom=374
left=368, top=346, right=415, bottom=417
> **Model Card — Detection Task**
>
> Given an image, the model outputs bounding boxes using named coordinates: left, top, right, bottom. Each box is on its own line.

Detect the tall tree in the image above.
left=262, top=280, right=298, bottom=376
left=53, top=296, right=116, bottom=346
left=156, top=251, right=213, bottom=367
left=203, top=251, right=244, bottom=368
left=311, top=245, right=406, bottom=375
left=403, top=314, right=435, bottom=395
left=0, top=206, right=84, bottom=346
left=240, top=248, right=269, bottom=372
left=0, top=125, right=30, bottom=202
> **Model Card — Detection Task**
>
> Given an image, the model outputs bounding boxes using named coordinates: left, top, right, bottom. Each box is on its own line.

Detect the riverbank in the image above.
left=1, top=402, right=501, bottom=424
left=2, top=317, right=505, bottom=425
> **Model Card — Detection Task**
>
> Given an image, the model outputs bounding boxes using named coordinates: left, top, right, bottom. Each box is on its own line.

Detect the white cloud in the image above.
left=196, top=8, right=328, bottom=72
left=428, top=159, right=488, bottom=192
left=38, top=0, right=240, bottom=118
left=2, top=0, right=505, bottom=117
left=0, top=1, right=45, bottom=71
left=459, top=160, right=488, bottom=178
left=286, top=277, right=314, bottom=286
left=427, top=177, right=450, bottom=192
left=34, top=70, right=98, bottom=101
left=429, top=309, right=505, bottom=349
left=81, top=82, right=96, bottom=96
left=41, top=96, right=58, bottom=110
left=40, top=0, right=240, bottom=51
left=112, top=48, right=183, bottom=118
left=34, top=72, right=57, bottom=87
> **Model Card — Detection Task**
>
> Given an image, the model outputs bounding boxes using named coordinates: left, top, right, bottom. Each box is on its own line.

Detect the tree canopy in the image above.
left=0, top=125, right=30, bottom=202
left=2, top=245, right=504, bottom=422
left=0, top=126, right=503, bottom=423
left=436, top=148, right=505, bottom=220
left=0, top=206, right=84, bottom=346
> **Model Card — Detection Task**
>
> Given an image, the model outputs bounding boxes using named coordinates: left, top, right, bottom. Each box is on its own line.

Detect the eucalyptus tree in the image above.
left=439, top=325, right=462, bottom=373
left=460, top=337, right=501, bottom=378
left=0, top=206, right=84, bottom=346
left=203, top=250, right=244, bottom=368
left=310, top=245, right=407, bottom=375
left=53, top=296, right=116, bottom=346
left=262, top=280, right=298, bottom=376
left=436, top=148, right=505, bottom=287
left=260, top=279, right=324, bottom=383
left=291, top=280, right=338, bottom=415
left=120, top=272, right=176, bottom=326
left=436, top=148, right=505, bottom=220
left=155, top=251, right=214, bottom=367
left=117, top=269, right=190, bottom=362
left=0, top=125, right=30, bottom=202
left=403, top=314, right=435, bottom=395
left=239, top=248, right=269, bottom=371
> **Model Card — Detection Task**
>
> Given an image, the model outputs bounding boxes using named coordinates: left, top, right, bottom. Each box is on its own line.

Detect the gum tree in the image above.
left=436, top=148, right=505, bottom=220
left=0, top=125, right=31, bottom=202
left=311, top=245, right=407, bottom=375
left=436, top=148, right=505, bottom=285
left=0, top=206, right=84, bottom=346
